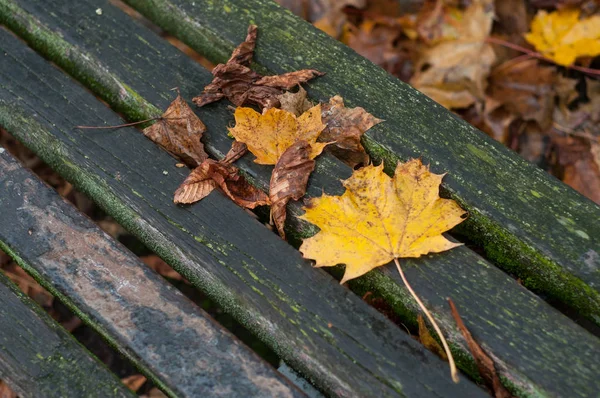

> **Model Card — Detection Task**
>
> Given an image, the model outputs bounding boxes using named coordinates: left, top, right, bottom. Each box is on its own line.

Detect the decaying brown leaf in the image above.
left=277, top=86, right=314, bottom=116
left=0, top=380, right=17, bottom=398
left=121, top=375, right=147, bottom=393
left=270, top=140, right=316, bottom=238
left=194, top=25, right=323, bottom=109
left=344, top=20, right=416, bottom=82
left=277, top=0, right=366, bottom=38
left=418, top=314, right=448, bottom=360
left=174, top=141, right=269, bottom=208
left=320, top=95, right=383, bottom=167
left=411, top=0, right=495, bottom=109
left=487, top=58, right=556, bottom=132
left=143, top=94, right=208, bottom=167
left=449, top=299, right=513, bottom=398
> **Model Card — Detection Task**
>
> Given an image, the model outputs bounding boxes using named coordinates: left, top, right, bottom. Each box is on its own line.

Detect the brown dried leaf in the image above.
left=194, top=25, right=323, bottom=110
left=344, top=20, right=417, bottom=81
left=320, top=96, right=383, bottom=167
left=0, top=380, right=17, bottom=398
left=173, top=161, right=217, bottom=204
left=174, top=141, right=269, bottom=209
left=418, top=314, right=448, bottom=360
left=411, top=0, right=495, bottom=109
left=121, top=375, right=147, bottom=393
left=141, top=255, right=188, bottom=283
left=488, top=58, right=556, bottom=130
left=552, top=135, right=600, bottom=204
left=277, top=0, right=366, bottom=38
left=449, top=299, right=513, bottom=398
left=270, top=141, right=316, bottom=239
left=277, top=86, right=314, bottom=116
left=2, top=262, right=53, bottom=308
left=143, top=94, right=207, bottom=167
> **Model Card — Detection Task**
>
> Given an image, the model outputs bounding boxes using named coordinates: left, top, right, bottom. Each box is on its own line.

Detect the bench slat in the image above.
left=117, top=0, right=600, bottom=325
left=0, top=263, right=134, bottom=397
left=0, top=28, right=485, bottom=397
left=2, top=2, right=599, bottom=396
left=0, top=141, right=302, bottom=397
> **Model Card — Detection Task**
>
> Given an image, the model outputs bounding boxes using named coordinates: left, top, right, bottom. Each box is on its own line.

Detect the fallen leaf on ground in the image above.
left=415, top=0, right=461, bottom=44
left=344, top=19, right=416, bottom=82
left=141, top=255, right=188, bottom=283
left=320, top=95, right=383, bottom=167
left=194, top=25, right=323, bottom=109
left=1, top=262, right=53, bottom=308
left=143, top=94, right=208, bottom=167
left=174, top=141, right=269, bottom=208
left=229, top=105, right=327, bottom=165
left=270, top=140, right=316, bottom=238
left=277, top=86, right=314, bottom=116
left=140, top=388, right=168, bottom=398
left=277, top=0, right=366, bottom=38
left=448, top=299, right=513, bottom=398
left=300, top=159, right=466, bottom=283
left=552, top=135, right=600, bottom=204
left=411, top=0, right=495, bottom=109
left=0, top=380, right=17, bottom=398
left=525, top=8, right=600, bottom=66
left=487, top=58, right=556, bottom=131
left=121, top=375, right=147, bottom=393
left=418, top=313, right=448, bottom=360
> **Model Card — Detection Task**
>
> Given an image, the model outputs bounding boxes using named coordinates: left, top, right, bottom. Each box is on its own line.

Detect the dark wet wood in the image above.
left=0, top=268, right=134, bottom=398
left=0, top=28, right=485, bottom=398
left=118, top=0, right=600, bottom=324
left=0, top=146, right=302, bottom=398
left=1, top=2, right=599, bottom=396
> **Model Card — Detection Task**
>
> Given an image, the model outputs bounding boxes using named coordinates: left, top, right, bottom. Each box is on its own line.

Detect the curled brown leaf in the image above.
left=277, top=86, right=314, bottom=116
left=270, top=140, right=316, bottom=239
left=142, top=94, right=208, bottom=167
left=448, top=299, right=513, bottom=398
left=320, top=95, right=382, bottom=167
left=174, top=141, right=269, bottom=209
left=193, top=25, right=323, bottom=110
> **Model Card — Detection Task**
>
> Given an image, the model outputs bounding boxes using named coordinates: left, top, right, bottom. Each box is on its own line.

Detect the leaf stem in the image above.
left=394, top=258, right=459, bottom=383
left=485, top=37, right=600, bottom=77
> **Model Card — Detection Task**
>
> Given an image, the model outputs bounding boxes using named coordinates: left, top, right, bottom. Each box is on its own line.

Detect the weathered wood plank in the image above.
left=0, top=28, right=485, bottom=398
left=2, top=2, right=599, bottom=396
left=0, top=265, right=134, bottom=397
left=117, top=0, right=600, bottom=324
left=0, top=143, right=303, bottom=397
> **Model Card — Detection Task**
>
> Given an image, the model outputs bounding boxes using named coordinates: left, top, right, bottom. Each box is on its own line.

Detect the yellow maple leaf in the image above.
left=525, top=9, right=600, bottom=66
left=300, top=159, right=466, bottom=283
left=228, top=105, right=327, bottom=165
left=300, top=159, right=466, bottom=382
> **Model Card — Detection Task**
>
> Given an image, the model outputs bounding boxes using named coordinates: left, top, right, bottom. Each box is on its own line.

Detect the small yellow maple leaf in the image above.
left=525, top=9, right=600, bottom=66
left=300, top=159, right=466, bottom=283
left=228, top=105, right=327, bottom=165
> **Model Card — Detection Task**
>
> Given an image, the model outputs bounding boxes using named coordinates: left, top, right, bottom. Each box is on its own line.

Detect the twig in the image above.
left=74, top=116, right=186, bottom=130
left=485, top=37, right=600, bottom=77
left=394, top=258, right=459, bottom=383
left=74, top=117, right=161, bottom=130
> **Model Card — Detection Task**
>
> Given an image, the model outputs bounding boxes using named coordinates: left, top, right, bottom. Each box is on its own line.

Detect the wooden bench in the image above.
left=0, top=0, right=599, bottom=396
